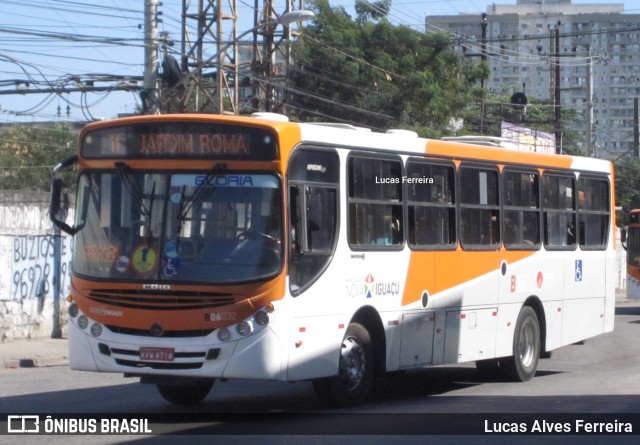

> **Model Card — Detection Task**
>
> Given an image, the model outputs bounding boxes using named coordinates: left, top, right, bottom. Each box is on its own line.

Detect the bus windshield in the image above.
left=73, top=170, right=283, bottom=284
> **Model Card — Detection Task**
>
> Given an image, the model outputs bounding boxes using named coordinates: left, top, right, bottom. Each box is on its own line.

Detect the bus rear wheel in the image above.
left=501, top=306, right=540, bottom=382
left=156, top=378, right=214, bottom=405
left=313, top=322, right=373, bottom=407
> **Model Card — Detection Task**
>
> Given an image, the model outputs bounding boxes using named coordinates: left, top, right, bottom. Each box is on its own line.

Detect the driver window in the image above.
left=288, top=148, right=339, bottom=296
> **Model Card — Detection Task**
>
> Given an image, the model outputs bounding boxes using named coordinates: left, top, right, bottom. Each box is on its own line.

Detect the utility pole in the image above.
left=480, top=12, right=488, bottom=134
left=252, top=0, right=276, bottom=112
left=143, top=0, right=160, bottom=114
left=552, top=21, right=561, bottom=154
left=251, top=0, right=303, bottom=113
left=585, top=45, right=594, bottom=156
left=634, top=97, right=639, bottom=158
left=180, top=0, right=238, bottom=113
left=176, top=0, right=308, bottom=114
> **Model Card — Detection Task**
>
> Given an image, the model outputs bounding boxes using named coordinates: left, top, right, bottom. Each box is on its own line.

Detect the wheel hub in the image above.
left=339, top=336, right=366, bottom=389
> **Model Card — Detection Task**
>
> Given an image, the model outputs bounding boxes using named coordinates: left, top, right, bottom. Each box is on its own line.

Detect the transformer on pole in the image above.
left=176, top=0, right=238, bottom=114
left=170, top=0, right=304, bottom=114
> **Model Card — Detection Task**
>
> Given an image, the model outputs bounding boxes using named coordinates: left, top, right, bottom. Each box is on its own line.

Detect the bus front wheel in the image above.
left=312, top=322, right=373, bottom=407
left=501, top=306, right=540, bottom=382
left=156, top=378, right=214, bottom=405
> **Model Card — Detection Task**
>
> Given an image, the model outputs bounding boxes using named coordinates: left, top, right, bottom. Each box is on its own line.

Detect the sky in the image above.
left=0, top=0, right=638, bottom=124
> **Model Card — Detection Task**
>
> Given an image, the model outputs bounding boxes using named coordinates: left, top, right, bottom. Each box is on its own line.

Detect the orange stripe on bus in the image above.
left=424, top=140, right=574, bottom=169
left=402, top=249, right=535, bottom=306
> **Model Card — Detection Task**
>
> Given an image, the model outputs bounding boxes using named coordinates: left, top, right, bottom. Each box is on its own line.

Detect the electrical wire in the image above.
left=1, top=0, right=638, bottom=136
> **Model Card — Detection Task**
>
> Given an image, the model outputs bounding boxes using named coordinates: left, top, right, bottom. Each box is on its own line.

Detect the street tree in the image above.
left=0, top=122, right=77, bottom=191
left=461, top=94, right=584, bottom=155
left=615, top=156, right=640, bottom=224
left=288, top=0, right=487, bottom=136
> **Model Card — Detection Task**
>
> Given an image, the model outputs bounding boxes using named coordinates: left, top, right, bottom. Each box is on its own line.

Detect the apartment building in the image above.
left=426, top=0, right=640, bottom=158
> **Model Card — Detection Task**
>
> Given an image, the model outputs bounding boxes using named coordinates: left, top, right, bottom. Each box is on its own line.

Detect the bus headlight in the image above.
left=255, top=311, right=269, bottom=326
left=68, top=303, right=79, bottom=318
left=217, top=327, right=231, bottom=343
left=236, top=321, right=252, bottom=336
left=77, top=315, right=89, bottom=330
left=90, top=323, right=103, bottom=337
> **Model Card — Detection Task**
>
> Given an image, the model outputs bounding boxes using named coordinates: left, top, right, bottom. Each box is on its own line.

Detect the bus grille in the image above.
left=88, top=289, right=235, bottom=311
left=114, top=359, right=204, bottom=370
left=105, top=325, right=215, bottom=337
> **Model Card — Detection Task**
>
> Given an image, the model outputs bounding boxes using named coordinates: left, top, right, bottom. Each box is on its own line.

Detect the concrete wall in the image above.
left=0, top=191, right=72, bottom=342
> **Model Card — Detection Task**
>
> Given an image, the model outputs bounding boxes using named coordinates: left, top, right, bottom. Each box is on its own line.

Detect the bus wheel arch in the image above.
left=351, top=306, right=386, bottom=376
left=523, top=296, right=548, bottom=358
left=312, top=306, right=385, bottom=407
left=312, top=322, right=374, bottom=407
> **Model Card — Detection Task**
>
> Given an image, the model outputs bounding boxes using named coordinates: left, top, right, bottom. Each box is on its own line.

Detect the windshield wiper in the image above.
left=116, top=162, right=151, bottom=215
left=115, top=161, right=156, bottom=244
left=176, top=164, right=226, bottom=222
left=173, top=165, right=225, bottom=255
left=145, top=181, right=156, bottom=247
left=175, top=185, right=186, bottom=253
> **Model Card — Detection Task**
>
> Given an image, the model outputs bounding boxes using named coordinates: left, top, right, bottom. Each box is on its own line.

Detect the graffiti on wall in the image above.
left=11, top=235, right=73, bottom=302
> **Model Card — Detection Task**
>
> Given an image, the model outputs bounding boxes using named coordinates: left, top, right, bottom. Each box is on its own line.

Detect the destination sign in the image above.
left=81, top=121, right=278, bottom=160
left=140, top=133, right=249, bottom=156
left=171, top=174, right=279, bottom=189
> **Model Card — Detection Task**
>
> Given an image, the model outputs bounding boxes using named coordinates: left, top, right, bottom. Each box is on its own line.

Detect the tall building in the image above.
left=426, top=0, right=640, bottom=158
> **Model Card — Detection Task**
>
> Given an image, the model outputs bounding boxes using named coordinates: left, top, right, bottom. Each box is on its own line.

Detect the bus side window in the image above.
left=542, top=173, right=576, bottom=249
left=577, top=176, right=609, bottom=249
left=502, top=170, right=540, bottom=250
left=406, top=160, right=456, bottom=249
left=459, top=165, right=500, bottom=250
left=289, top=185, right=337, bottom=254
left=348, top=156, right=404, bottom=249
left=307, top=188, right=336, bottom=251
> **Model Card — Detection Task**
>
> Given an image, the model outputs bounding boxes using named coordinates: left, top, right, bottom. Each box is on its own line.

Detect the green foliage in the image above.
left=289, top=0, right=482, bottom=134
left=0, top=122, right=77, bottom=191
left=355, top=0, right=391, bottom=23
left=460, top=93, right=584, bottom=155
left=614, top=156, right=640, bottom=224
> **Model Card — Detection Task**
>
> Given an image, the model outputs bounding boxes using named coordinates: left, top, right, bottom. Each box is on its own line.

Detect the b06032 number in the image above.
left=205, top=312, right=237, bottom=322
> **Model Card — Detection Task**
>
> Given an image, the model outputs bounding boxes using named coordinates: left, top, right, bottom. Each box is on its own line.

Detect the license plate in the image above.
left=139, top=347, right=175, bottom=361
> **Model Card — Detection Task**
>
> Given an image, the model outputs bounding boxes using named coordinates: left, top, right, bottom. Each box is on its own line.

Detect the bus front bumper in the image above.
left=68, top=319, right=286, bottom=381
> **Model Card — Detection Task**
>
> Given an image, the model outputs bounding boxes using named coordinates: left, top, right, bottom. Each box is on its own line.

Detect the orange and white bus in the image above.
left=50, top=112, right=616, bottom=407
left=624, top=209, right=640, bottom=299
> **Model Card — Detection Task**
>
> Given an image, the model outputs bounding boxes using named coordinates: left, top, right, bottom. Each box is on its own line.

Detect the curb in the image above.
left=2, top=356, right=69, bottom=369
left=1, top=338, right=69, bottom=369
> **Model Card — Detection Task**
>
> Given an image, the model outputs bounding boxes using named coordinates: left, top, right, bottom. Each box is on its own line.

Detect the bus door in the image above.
left=402, top=159, right=456, bottom=367
left=562, top=175, right=610, bottom=343
left=440, top=164, right=500, bottom=364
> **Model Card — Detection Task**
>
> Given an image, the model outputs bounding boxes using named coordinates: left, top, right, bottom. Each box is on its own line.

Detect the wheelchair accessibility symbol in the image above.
left=575, top=259, right=582, bottom=282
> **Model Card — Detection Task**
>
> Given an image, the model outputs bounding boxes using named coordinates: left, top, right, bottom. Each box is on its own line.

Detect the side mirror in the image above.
left=49, top=155, right=78, bottom=235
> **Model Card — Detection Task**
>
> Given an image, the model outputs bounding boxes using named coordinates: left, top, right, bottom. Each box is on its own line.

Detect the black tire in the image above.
left=156, top=379, right=214, bottom=405
left=501, top=306, right=540, bottom=382
left=475, top=358, right=502, bottom=378
left=313, top=323, right=373, bottom=407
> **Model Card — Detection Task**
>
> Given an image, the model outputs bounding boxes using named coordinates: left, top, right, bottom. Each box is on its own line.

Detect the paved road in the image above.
left=1, top=302, right=639, bottom=444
